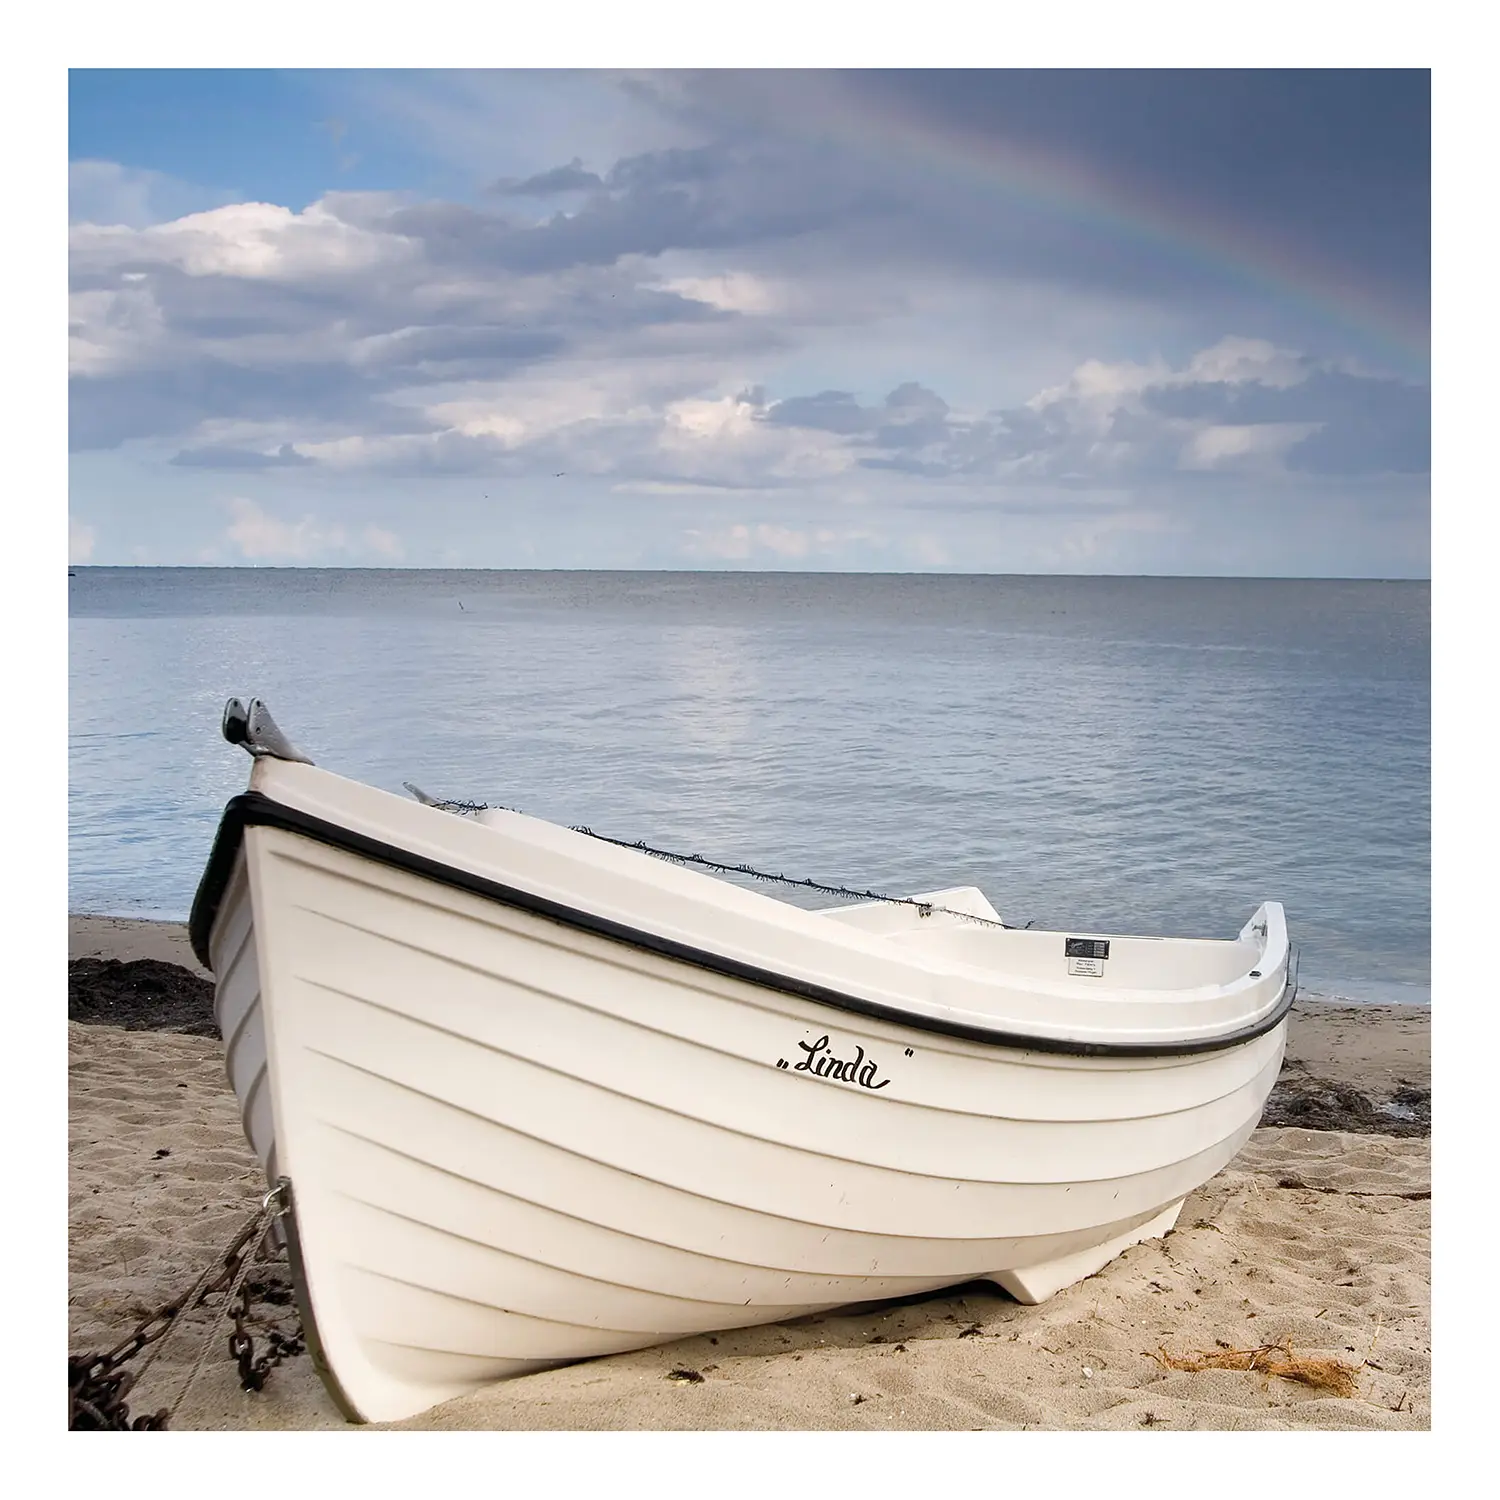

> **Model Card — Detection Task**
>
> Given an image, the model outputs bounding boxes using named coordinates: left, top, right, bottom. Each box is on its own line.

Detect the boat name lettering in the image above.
left=777, top=1034, right=892, bottom=1091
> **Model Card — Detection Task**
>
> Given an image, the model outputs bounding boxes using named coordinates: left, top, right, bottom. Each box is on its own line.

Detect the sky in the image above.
left=67, top=67, right=1431, bottom=575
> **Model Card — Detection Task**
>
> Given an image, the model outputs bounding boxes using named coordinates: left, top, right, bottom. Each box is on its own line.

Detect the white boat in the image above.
left=191, top=698, right=1294, bottom=1424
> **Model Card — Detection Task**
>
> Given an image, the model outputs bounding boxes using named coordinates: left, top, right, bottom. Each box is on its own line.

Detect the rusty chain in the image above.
left=69, top=1180, right=302, bottom=1431
left=228, top=1255, right=305, bottom=1392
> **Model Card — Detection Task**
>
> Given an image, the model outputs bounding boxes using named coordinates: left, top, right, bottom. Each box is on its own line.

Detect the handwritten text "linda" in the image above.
left=778, top=1034, right=892, bottom=1091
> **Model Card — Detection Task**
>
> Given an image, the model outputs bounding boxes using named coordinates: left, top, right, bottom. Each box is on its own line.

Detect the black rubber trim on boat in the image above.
left=190, top=792, right=1296, bottom=1059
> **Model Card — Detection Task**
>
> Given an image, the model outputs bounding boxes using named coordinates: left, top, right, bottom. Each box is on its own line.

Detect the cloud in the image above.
left=73, top=252, right=1424, bottom=503
left=68, top=182, right=779, bottom=456
left=363, top=525, right=404, bottom=559
left=608, top=70, right=1428, bottom=334
left=906, top=533, right=951, bottom=567
left=877, top=382, right=950, bottom=449
left=226, top=497, right=342, bottom=560
left=223, top=497, right=404, bottom=563
left=758, top=337, right=1428, bottom=488
left=498, top=158, right=605, bottom=196
left=1144, top=363, right=1430, bottom=475
left=71, top=199, right=418, bottom=282
left=1177, top=422, right=1321, bottom=473
left=681, top=521, right=886, bottom=564
left=69, top=517, right=96, bottom=564
left=762, top=390, right=873, bottom=436
left=650, top=272, right=786, bottom=315
left=761, top=382, right=950, bottom=447
left=66, top=73, right=1428, bottom=576
left=170, top=442, right=313, bottom=469
left=66, top=142, right=1424, bottom=527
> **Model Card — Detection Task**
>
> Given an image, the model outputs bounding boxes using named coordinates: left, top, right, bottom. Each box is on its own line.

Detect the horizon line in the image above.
left=67, top=564, right=1432, bottom=582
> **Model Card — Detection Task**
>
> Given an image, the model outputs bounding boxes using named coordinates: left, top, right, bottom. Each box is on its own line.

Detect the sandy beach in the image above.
left=68, top=916, right=1430, bottom=1432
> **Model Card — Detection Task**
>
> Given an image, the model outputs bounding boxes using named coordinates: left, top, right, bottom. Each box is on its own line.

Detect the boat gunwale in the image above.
left=190, top=791, right=1295, bottom=1059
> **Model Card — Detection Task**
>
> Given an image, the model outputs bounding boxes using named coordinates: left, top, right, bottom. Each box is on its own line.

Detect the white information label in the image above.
left=1067, top=956, right=1105, bottom=977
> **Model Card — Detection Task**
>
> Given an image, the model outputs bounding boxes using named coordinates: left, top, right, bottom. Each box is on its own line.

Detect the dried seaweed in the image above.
left=1151, top=1340, right=1360, bottom=1398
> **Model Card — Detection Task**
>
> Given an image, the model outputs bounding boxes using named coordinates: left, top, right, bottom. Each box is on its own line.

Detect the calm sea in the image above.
left=68, top=569, right=1430, bottom=1005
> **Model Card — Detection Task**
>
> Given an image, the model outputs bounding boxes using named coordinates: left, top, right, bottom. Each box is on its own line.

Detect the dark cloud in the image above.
left=847, top=69, right=1430, bottom=303
left=605, top=145, right=726, bottom=192
left=759, top=353, right=1429, bottom=487
left=120, top=265, right=409, bottom=343
left=69, top=355, right=440, bottom=452
left=876, top=382, right=949, bottom=448
left=762, top=390, right=874, bottom=435
left=1286, top=376, right=1430, bottom=476
left=170, top=441, right=313, bottom=469
left=631, top=69, right=1429, bottom=330
left=858, top=454, right=951, bottom=479
left=494, top=143, right=747, bottom=208
left=67, top=202, right=757, bottom=451
left=494, top=166, right=837, bottom=275
left=762, top=383, right=951, bottom=445
left=497, top=157, right=605, bottom=196
left=1144, top=369, right=1429, bottom=475
left=352, top=323, right=568, bottom=375
left=377, top=139, right=873, bottom=280
left=67, top=70, right=1428, bottom=490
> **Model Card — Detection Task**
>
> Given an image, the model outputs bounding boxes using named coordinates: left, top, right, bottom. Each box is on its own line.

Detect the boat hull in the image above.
left=207, top=814, right=1286, bottom=1424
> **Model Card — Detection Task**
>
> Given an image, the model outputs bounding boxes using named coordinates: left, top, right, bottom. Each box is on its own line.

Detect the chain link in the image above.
left=68, top=1180, right=303, bottom=1431
left=228, top=1257, right=306, bottom=1392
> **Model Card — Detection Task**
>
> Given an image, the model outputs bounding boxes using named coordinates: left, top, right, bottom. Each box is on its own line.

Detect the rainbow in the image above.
left=789, top=81, right=1429, bottom=370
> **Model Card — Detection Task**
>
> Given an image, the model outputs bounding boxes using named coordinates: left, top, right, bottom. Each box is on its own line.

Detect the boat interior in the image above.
left=818, top=887, right=1266, bottom=990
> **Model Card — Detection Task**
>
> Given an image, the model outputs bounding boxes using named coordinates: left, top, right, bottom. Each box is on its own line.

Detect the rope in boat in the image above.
left=402, top=783, right=1018, bottom=930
